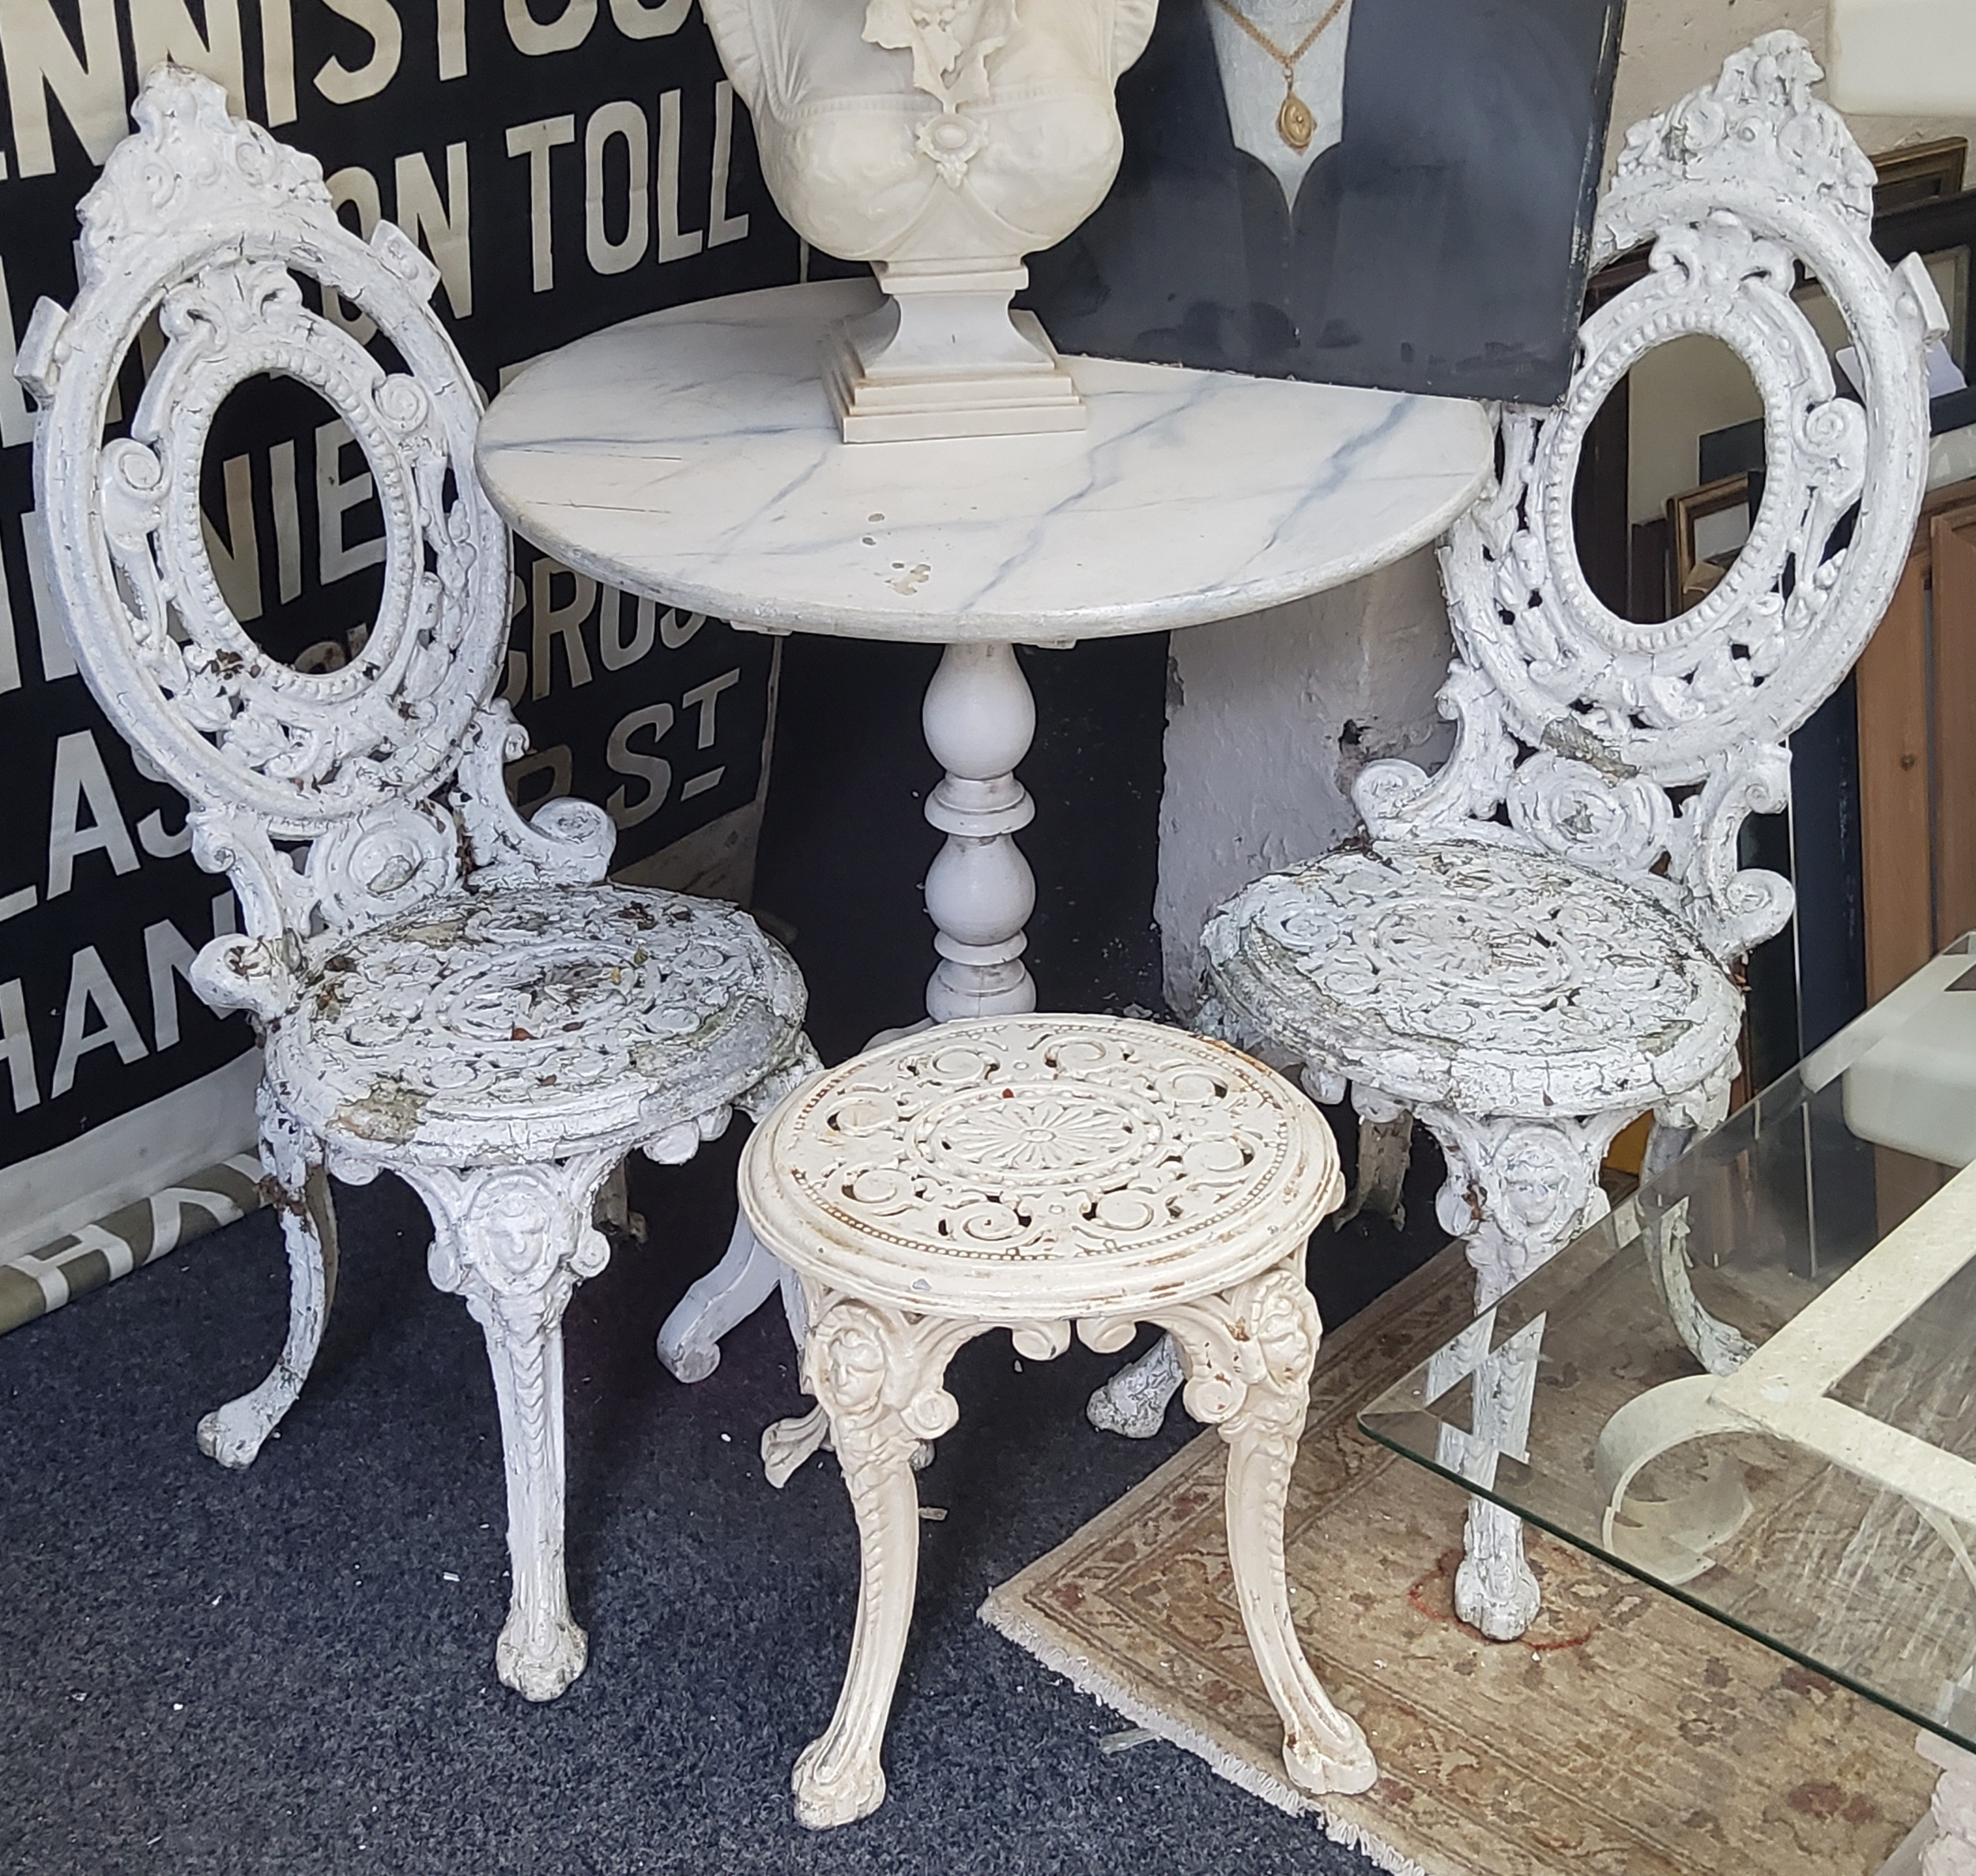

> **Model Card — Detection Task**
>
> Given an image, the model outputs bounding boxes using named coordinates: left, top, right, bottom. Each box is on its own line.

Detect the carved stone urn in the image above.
left=703, top=0, right=1157, bottom=440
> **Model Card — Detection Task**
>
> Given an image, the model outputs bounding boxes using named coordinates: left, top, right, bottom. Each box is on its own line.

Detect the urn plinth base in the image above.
left=824, top=262, right=1086, bottom=443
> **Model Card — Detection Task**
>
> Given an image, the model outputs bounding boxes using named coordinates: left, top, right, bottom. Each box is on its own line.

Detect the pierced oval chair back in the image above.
left=1357, top=32, right=1946, bottom=966
left=15, top=66, right=591, bottom=990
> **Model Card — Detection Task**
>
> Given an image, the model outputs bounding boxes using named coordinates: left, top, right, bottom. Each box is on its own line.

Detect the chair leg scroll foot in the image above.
left=200, top=1103, right=338, bottom=1469
left=404, top=1153, right=617, bottom=1702
left=1420, top=1106, right=1631, bottom=1643
left=793, top=1292, right=977, bottom=1827
left=764, top=1405, right=832, bottom=1489
left=1454, top=1498, right=1542, bottom=1641
left=1156, top=1260, right=1378, bottom=1799
left=1087, top=1332, right=1185, bottom=1437
left=657, top=1211, right=784, bottom=1383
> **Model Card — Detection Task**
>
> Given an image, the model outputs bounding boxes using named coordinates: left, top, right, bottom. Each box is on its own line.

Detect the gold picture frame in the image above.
left=1667, top=473, right=1754, bottom=605
left=1873, top=136, right=1969, bottom=215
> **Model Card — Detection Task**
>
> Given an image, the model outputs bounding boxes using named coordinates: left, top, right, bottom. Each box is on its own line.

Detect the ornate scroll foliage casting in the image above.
left=1357, top=31, right=1944, bottom=964
left=18, top=68, right=537, bottom=1007
left=778, top=1020, right=1316, bottom=1266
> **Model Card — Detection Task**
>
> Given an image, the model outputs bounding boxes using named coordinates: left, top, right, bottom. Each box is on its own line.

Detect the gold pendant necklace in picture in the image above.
left=1208, top=0, right=1349, bottom=151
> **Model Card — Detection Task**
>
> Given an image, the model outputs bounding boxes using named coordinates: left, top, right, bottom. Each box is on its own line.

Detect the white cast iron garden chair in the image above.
left=17, top=68, right=815, bottom=1701
left=1089, top=34, right=1943, bottom=1641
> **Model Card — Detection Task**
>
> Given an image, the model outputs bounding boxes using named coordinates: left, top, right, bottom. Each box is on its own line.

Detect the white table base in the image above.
left=660, top=637, right=1049, bottom=1381
left=922, top=640, right=1039, bottom=1021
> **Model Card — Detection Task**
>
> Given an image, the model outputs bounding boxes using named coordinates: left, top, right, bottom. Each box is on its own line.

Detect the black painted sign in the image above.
left=0, top=1, right=793, bottom=1185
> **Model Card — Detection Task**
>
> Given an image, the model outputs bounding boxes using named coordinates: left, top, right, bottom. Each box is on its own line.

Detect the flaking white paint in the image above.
left=1608, top=0, right=1976, bottom=177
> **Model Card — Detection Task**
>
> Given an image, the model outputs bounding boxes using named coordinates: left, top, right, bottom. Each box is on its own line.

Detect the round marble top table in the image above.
left=477, top=278, right=1491, bottom=1385
left=479, top=277, right=1491, bottom=646
left=478, top=277, right=1491, bottom=1020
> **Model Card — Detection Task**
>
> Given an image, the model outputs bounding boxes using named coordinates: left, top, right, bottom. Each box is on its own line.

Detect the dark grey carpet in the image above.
left=0, top=1117, right=1446, bottom=1876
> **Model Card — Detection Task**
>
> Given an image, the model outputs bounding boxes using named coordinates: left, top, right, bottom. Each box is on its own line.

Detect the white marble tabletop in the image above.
left=476, top=281, right=1493, bottom=644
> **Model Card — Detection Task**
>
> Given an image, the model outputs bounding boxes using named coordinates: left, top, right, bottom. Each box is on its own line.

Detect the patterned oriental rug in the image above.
left=982, top=1243, right=1933, bottom=1876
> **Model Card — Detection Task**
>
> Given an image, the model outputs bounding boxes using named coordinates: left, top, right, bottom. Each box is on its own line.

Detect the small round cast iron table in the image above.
left=476, top=277, right=1492, bottom=1380
left=738, top=1012, right=1372, bottom=1824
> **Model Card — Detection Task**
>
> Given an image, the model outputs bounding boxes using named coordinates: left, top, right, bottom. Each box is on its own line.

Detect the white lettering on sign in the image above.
left=439, top=0, right=468, bottom=80
left=324, top=165, right=383, bottom=339
left=143, top=917, right=199, bottom=1053
left=315, top=0, right=404, bottom=107
left=531, top=559, right=596, bottom=698
left=0, top=978, right=37, bottom=1112
left=598, top=590, right=655, bottom=671
left=202, top=454, right=262, bottom=624
left=585, top=101, right=650, bottom=277
left=130, top=0, right=247, bottom=117
left=611, top=0, right=692, bottom=35
left=21, top=511, right=74, bottom=681
left=0, top=258, right=33, bottom=451
left=395, top=145, right=473, bottom=318
left=52, top=944, right=149, bottom=1096
left=710, top=81, right=749, bottom=248
left=607, top=702, right=673, bottom=828
left=656, top=89, right=703, bottom=264
left=260, top=0, right=296, bottom=122
left=48, top=730, right=139, bottom=901
left=507, top=115, right=578, bottom=295
left=507, top=0, right=595, bottom=57
left=316, top=419, right=387, bottom=586
left=683, top=669, right=741, bottom=748
left=0, top=533, right=25, bottom=699
left=270, top=439, right=304, bottom=604
left=1, top=0, right=124, bottom=178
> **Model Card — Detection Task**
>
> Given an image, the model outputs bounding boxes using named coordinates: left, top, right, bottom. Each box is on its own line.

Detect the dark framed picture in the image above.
left=1668, top=474, right=1754, bottom=606
left=1869, top=136, right=1968, bottom=214
left=1872, top=183, right=1976, bottom=432
left=1022, top=0, right=1627, bottom=405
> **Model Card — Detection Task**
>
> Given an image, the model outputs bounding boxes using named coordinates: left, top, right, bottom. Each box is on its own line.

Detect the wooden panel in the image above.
left=1604, top=1112, right=1652, bottom=1177
left=1932, top=501, right=1976, bottom=944
left=1875, top=1145, right=1950, bottom=1242
left=1857, top=550, right=1934, bottom=1002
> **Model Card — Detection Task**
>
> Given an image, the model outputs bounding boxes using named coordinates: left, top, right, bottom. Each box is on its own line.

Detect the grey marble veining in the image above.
left=476, top=280, right=1492, bottom=643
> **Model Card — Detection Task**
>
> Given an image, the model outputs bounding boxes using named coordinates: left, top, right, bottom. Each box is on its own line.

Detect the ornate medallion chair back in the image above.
left=1106, top=42, right=1948, bottom=1652
left=1356, top=34, right=1946, bottom=969
left=15, top=66, right=611, bottom=1032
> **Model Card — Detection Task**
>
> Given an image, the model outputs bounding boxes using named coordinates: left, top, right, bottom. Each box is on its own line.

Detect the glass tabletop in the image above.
left=1359, top=932, right=1976, bottom=1754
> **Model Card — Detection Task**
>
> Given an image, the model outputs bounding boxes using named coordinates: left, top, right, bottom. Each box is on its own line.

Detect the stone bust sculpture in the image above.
left=703, top=0, right=1157, bottom=439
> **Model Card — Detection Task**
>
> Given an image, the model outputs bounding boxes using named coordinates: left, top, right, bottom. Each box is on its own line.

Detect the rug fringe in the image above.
left=980, top=1588, right=1431, bottom=1876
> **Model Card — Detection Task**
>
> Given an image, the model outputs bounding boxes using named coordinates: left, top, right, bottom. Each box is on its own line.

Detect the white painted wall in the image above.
left=1155, top=551, right=1451, bottom=1010
left=1608, top=0, right=1976, bottom=182
left=1153, top=0, right=1970, bottom=1016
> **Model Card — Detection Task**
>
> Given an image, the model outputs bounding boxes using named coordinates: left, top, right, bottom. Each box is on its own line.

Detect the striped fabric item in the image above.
left=0, top=1157, right=264, bottom=1337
